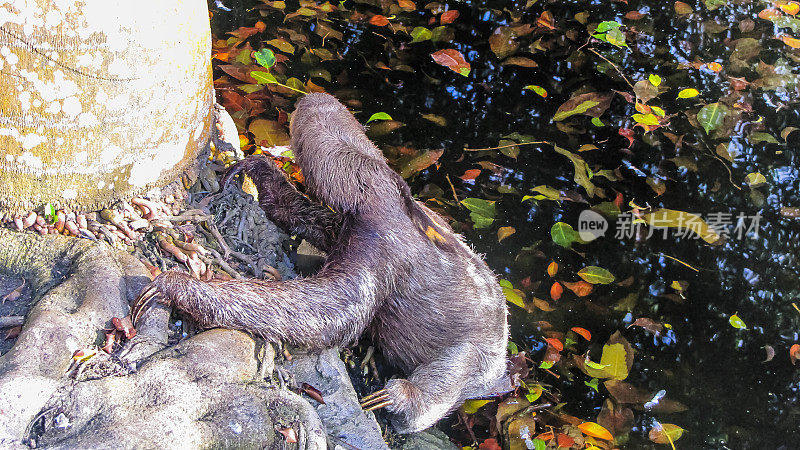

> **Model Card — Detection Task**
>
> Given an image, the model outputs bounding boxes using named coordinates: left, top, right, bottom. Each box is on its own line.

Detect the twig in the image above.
left=463, top=140, right=550, bottom=152
left=445, top=174, right=459, bottom=204
left=587, top=48, right=634, bottom=88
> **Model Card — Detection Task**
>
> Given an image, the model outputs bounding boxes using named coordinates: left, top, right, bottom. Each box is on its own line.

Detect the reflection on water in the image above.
left=214, top=0, right=800, bottom=447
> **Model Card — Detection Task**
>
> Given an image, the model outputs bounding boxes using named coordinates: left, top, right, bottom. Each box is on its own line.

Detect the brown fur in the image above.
left=133, top=93, right=509, bottom=433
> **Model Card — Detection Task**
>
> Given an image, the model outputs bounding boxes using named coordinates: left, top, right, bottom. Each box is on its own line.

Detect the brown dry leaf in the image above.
left=1, top=279, right=25, bottom=303
left=430, top=49, right=471, bottom=76
left=440, top=10, right=459, bottom=24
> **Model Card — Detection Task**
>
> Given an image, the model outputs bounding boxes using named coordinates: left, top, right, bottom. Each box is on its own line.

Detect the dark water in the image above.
left=212, top=0, right=800, bottom=447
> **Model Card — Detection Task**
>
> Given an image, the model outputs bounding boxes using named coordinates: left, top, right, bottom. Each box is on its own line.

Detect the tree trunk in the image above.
left=0, top=0, right=213, bottom=215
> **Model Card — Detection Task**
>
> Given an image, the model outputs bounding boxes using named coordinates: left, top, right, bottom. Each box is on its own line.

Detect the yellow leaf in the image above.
left=649, top=423, right=685, bottom=444
left=578, top=422, right=613, bottom=440
left=600, top=342, right=629, bottom=380
left=678, top=88, right=699, bottom=98
left=780, top=2, right=800, bottom=15
left=462, top=399, right=492, bottom=414
left=780, top=35, right=800, bottom=48
left=498, top=226, right=516, bottom=242
left=640, top=209, right=721, bottom=244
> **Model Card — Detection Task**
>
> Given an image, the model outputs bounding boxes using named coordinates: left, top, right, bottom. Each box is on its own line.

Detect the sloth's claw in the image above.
left=131, top=284, right=164, bottom=326
left=360, top=388, right=393, bottom=411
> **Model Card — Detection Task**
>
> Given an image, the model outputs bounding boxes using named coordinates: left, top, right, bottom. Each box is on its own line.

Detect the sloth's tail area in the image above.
left=391, top=171, right=457, bottom=253
left=218, top=156, right=268, bottom=193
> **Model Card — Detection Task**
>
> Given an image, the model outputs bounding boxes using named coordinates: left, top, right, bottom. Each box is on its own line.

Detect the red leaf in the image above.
left=440, top=10, right=459, bottom=24
left=545, top=338, right=563, bottom=352
left=563, top=280, right=593, bottom=297
left=550, top=282, right=563, bottom=300
left=370, top=15, right=389, bottom=26
left=790, top=344, right=800, bottom=365
left=557, top=433, right=576, bottom=447
left=460, top=168, right=481, bottom=180
left=571, top=327, right=591, bottom=341
left=430, top=49, right=471, bottom=76
left=479, top=438, right=501, bottom=450
left=619, top=127, right=635, bottom=147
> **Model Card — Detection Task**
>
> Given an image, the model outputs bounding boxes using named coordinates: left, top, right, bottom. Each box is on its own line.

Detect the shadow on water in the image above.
left=213, top=0, right=800, bottom=447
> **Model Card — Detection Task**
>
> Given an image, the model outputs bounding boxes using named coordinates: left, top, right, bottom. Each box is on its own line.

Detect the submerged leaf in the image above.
left=696, top=102, right=731, bottom=134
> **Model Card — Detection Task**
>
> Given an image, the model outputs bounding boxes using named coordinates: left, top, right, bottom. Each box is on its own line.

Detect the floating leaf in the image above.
left=790, top=344, right=800, bottom=365
left=648, top=74, right=662, bottom=87
left=553, top=92, right=612, bottom=121
left=266, top=38, right=295, bottom=54
left=595, top=21, right=622, bottom=33
left=500, top=280, right=525, bottom=309
left=461, top=198, right=495, bottom=228
left=251, top=71, right=278, bottom=84
left=696, top=102, right=730, bottom=134
left=367, top=112, right=392, bottom=123
left=640, top=209, right=721, bottom=243
left=253, top=48, right=276, bottom=68
left=781, top=2, right=800, bottom=15
left=525, top=85, right=548, bottom=97
left=563, top=280, right=593, bottom=296
left=578, top=422, right=613, bottom=440
left=431, top=49, right=471, bottom=76
left=632, top=113, right=659, bottom=126
left=705, top=61, right=723, bottom=72
left=674, top=1, right=693, bottom=15
left=729, top=314, right=747, bottom=329
left=462, top=399, right=492, bottom=414
left=591, top=117, right=605, bottom=127
left=571, top=327, right=591, bottom=340
left=578, top=266, right=615, bottom=284
left=547, top=261, right=559, bottom=277
left=553, top=145, right=598, bottom=197
left=551, top=222, right=580, bottom=248
left=502, top=57, right=538, bottom=68
left=648, top=423, right=685, bottom=444
left=440, top=10, right=459, bottom=24
left=678, top=88, right=699, bottom=98
left=410, top=27, right=432, bottom=43
left=748, top=132, right=779, bottom=145
left=249, top=119, right=290, bottom=146
left=745, top=173, right=767, bottom=187
left=545, top=338, right=564, bottom=351
left=397, top=0, right=416, bottom=10
left=498, top=226, right=516, bottom=242
left=369, top=15, right=389, bottom=26
left=550, top=282, right=563, bottom=300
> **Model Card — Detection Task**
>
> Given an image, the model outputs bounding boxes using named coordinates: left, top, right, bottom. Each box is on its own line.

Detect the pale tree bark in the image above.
left=0, top=0, right=213, bottom=215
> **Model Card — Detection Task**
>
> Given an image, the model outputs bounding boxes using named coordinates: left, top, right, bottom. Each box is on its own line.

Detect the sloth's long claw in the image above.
left=360, top=388, right=392, bottom=410
left=131, top=284, right=160, bottom=326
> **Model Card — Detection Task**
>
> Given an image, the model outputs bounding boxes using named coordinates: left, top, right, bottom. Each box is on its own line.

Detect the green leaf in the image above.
left=551, top=222, right=580, bottom=248
left=367, top=112, right=392, bottom=123
left=532, top=438, right=546, bottom=450
left=553, top=100, right=600, bottom=121
left=553, top=145, right=597, bottom=197
left=648, top=74, right=662, bottom=87
left=410, top=26, right=432, bottom=43
left=251, top=71, right=278, bottom=84
left=591, top=117, right=605, bottom=127
left=525, top=85, right=548, bottom=97
left=585, top=378, right=600, bottom=391
left=696, top=102, right=730, bottom=134
left=577, top=266, right=615, bottom=284
left=605, top=27, right=628, bottom=47
left=748, top=132, right=779, bottom=145
left=595, top=21, right=622, bottom=33
left=640, top=209, right=721, bottom=243
left=461, top=198, right=496, bottom=228
left=253, top=48, right=276, bottom=68
left=651, top=106, right=666, bottom=117
left=729, top=314, right=747, bottom=329
left=678, top=88, right=700, bottom=98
